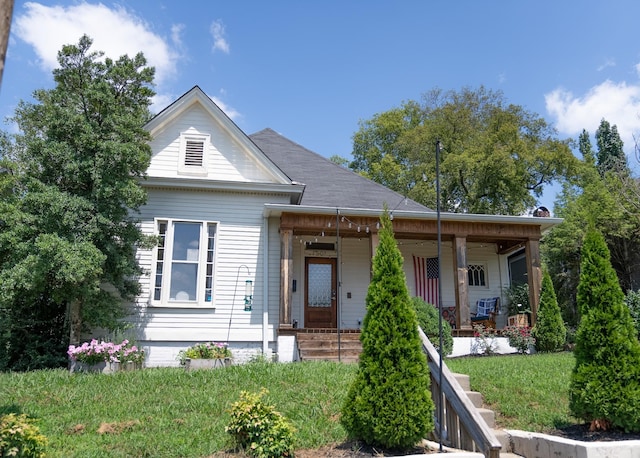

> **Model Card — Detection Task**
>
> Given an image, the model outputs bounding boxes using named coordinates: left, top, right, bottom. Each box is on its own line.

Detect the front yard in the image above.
left=1, top=353, right=577, bottom=457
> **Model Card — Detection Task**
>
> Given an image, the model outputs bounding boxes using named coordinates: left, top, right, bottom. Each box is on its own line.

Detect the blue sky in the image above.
left=4, top=1, right=640, bottom=210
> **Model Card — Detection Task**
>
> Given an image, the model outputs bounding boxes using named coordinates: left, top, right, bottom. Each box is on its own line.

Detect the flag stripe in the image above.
left=413, top=255, right=439, bottom=306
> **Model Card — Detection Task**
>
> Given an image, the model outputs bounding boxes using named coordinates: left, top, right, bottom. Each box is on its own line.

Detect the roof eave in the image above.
left=263, top=204, right=563, bottom=232
left=141, top=177, right=305, bottom=202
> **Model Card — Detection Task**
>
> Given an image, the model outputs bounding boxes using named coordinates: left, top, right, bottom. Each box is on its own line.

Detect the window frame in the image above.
left=467, top=263, right=488, bottom=288
left=178, top=132, right=210, bottom=176
left=151, top=218, right=218, bottom=308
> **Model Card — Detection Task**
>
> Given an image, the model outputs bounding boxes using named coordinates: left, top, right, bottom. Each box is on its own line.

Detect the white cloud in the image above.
left=545, top=80, right=640, bottom=154
left=14, top=2, right=180, bottom=85
left=211, top=96, right=240, bottom=120
left=597, top=58, right=616, bottom=72
left=210, top=19, right=230, bottom=54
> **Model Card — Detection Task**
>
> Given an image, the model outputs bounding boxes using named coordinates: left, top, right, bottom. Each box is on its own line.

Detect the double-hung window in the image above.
left=153, top=220, right=217, bottom=306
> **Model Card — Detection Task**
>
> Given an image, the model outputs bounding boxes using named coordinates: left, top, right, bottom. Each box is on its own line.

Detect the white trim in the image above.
left=262, top=214, right=269, bottom=354
left=468, top=263, right=489, bottom=289
left=141, top=176, right=304, bottom=202
left=178, top=132, right=210, bottom=176
left=150, top=217, right=219, bottom=308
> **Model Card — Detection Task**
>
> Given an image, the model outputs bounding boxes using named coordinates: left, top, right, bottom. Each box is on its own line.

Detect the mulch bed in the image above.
left=549, top=423, right=640, bottom=442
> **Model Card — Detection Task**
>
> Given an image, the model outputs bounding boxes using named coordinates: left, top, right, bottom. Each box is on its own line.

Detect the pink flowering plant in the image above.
left=67, top=339, right=145, bottom=366
left=502, top=325, right=535, bottom=354
left=178, top=342, right=232, bottom=365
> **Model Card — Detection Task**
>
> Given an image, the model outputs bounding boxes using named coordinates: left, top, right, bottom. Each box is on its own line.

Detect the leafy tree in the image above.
left=411, top=296, right=453, bottom=356
left=531, top=271, right=566, bottom=352
left=569, top=229, right=640, bottom=432
left=0, top=35, right=154, bottom=370
left=595, top=118, right=627, bottom=174
left=341, top=209, right=434, bottom=450
left=348, top=86, right=576, bottom=215
left=543, top=123, right=640, bottom=324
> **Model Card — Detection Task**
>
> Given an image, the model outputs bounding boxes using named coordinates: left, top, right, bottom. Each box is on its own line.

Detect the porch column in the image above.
left=280, top=229, right=293, bottom=328
left=525, top=238, right=542, bottom=325
left=453, top=235, right=471, bottom=329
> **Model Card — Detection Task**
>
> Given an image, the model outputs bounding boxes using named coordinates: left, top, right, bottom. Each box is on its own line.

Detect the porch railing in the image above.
left=419, top=328, right=502, bottom=458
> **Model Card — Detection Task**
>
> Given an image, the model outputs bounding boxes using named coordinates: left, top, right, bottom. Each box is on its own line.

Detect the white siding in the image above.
left=131, top=188, right=288, bottom=366
left=338, top=238, right=370, bottom=328
left=147, top=104, right=279, bottom=183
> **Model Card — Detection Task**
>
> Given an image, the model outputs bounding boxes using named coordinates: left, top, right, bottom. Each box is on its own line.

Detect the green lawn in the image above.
left=0, top=353, right=577, bottom=457
left=446, top=352, right=578, bottom=432
left=0, top=361, right=356, bottom=458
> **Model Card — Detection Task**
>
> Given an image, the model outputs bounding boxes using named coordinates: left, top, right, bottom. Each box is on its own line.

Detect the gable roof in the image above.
left=249, top=128, right=429, bottom=212
left=146, top=86, right=293, bottom=186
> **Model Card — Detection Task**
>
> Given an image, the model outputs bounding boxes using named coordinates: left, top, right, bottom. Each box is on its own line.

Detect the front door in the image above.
left=304, top=257, right=337, bottom=328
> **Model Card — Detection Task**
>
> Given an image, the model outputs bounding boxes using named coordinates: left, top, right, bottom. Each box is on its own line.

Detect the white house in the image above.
left=129, top=86, right=561, bottom=366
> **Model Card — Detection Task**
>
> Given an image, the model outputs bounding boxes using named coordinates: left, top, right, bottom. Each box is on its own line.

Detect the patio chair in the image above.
left=470, top=297, right=500, bottom=329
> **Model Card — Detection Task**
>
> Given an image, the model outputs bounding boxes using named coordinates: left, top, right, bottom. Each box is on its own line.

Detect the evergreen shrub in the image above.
left=226, top=389, right=295, bottom=458
left=411, top=297, right=453, bottom=356
left=624, top=290, right=640, bottom=339
left=532, top=271, right=566, bottom=352
left=569, top=229, right=640, bottom=432
left=0, top=413, right=47, bottom=458
left=341, top=210, right=434, bottom=450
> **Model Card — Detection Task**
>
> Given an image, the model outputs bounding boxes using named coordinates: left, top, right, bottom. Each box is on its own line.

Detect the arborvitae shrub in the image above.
left=341, top=210, right=434, bottom=450
left=624, top=290, right=640, bottom=340
left=411, top=297, right=453, bottom=356
left=569, top=229, right=640, bottom=432
left=532, top=271, right=566, bottom=352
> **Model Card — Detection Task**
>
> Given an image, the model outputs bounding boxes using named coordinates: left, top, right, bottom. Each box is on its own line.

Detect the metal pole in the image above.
left=436, top=140, right=444, bottom=453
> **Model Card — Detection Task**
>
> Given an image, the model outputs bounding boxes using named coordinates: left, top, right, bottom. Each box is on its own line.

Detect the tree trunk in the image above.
left=68, top=299, right=82, bottom=347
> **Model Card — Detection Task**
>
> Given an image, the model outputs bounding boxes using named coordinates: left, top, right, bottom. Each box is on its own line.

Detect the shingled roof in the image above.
left=249, top=128, right=430, bottom=212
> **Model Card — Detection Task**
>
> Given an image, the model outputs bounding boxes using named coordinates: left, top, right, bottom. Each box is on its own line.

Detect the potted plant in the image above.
left=178, top=342, right=233, bottom=370
left=68, top=339, right=145, bottom=373
left=505, top=283, right=531, bottom=326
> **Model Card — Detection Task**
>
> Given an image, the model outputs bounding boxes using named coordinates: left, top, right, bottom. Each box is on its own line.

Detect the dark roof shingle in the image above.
left=249, top=128, right=429, bottom=212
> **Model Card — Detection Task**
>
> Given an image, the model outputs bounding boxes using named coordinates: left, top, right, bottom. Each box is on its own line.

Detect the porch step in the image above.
left=296, top=331, right=362, bottom=362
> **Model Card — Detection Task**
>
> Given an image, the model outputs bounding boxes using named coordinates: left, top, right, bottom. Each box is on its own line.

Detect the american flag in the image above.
left=413, top=255, right=439, bottom=306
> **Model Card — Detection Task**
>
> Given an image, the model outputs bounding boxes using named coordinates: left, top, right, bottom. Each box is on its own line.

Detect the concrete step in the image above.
left=492, top=429, right=511, bottom=452
left=465, top=390, right=484, bottom=408
left=477, top=408, right=495, bottom=429
left=452, top=372, right=471, bottom=391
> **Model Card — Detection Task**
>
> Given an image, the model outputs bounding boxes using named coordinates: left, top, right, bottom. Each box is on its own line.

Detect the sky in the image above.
left=3, top=0, right=640, bottom=210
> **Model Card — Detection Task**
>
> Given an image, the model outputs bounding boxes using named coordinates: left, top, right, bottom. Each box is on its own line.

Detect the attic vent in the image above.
left=184, top=140, right=204, bottom=167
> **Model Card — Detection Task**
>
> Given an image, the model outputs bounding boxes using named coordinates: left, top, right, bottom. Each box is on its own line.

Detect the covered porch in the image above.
left=270, top=207, right=560, bottom=337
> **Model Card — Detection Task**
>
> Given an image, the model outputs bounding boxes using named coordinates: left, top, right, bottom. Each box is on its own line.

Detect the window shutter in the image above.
left=184, top=140, right=204, bottom=167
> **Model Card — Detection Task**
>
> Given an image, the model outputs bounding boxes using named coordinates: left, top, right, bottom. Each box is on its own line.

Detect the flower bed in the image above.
left=68, top=339, right=145, bottom=372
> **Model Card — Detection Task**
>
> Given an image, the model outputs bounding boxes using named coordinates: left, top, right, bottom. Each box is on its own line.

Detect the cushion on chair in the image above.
left=475, top=298, right=498, bottom=318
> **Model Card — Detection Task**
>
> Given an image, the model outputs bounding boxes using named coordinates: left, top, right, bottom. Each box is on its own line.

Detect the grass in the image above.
left=0, top=361, right=357, bottom=458
left=446, top=352, right=578, bottom=433
left=0, top=353, right=577, bottom=457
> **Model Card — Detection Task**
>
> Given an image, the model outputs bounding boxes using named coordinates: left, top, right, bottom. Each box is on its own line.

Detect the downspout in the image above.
left=263, top=214, right=269, bottom=355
